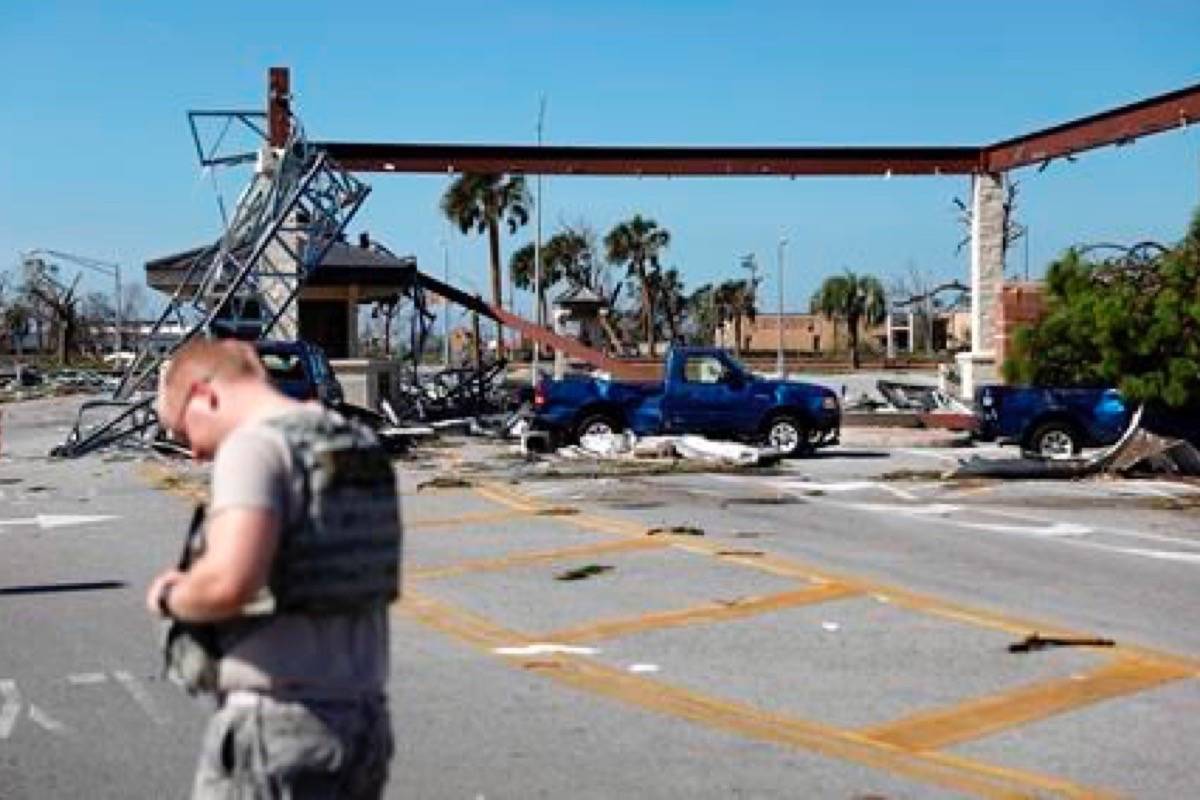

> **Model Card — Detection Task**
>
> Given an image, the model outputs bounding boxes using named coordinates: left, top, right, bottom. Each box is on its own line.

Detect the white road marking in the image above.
left=958, top=520, right=1092, bottom=538
left=627, top=663, right=660, bottom=674
left=896, top=448, right=962, bottom=464
left=67, top=672, right=108, bottom=685
left=1108, top=547, right=1200, bottom=564
left=847, top=502, right=962, bottom=517
left=0, top=680, right=20, bottom=739
left=779, top=479, right=918, bottom=501
left=492, top=643, right=599, bottom=656
left=0, top=513, right=117, bottom=531
left=27, top=704, right=67, bottom=735
left=1109, top=480, right=1200, bottom=497
left=113, top=671, right=168, bottom=725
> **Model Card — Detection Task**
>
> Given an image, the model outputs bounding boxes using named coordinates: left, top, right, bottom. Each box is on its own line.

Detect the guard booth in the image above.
left=550, top=285, right=614, bottom=379
left=145, top=234, right=418, bottom=408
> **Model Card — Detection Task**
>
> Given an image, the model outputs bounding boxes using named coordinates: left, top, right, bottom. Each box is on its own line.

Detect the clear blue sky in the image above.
left=2, top=1, right=1198, bottom=317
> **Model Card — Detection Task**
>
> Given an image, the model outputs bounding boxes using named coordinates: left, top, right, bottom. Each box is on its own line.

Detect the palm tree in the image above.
left=440, top=174, right=531, bottom=353
left=604, top=215, right=670, bottom=356
left=714, top=279, right=758, bottom=356
left=643, top=267, right=686, bottom=345
left=811, top=270, right=887, bottom=368
left=684, top=283, right=718, bottom=345
left=510, top=226, right=601, bottom=325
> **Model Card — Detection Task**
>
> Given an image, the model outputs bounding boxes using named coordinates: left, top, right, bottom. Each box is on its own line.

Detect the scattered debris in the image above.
left=715, top=549, right=764, bottom=557
left=416, top=475, right=475, bottom=492
left=534, top=506, right=580, bottom=517
left=560, top=431, right=782, bottom=467
left=555, top=564, right=615, bottom=581
left=720, top=495, right=801, bottom=507
left=1008, top=633, right=1115, bottom=653
left=880, top=469, right=947, bottom=482
left=646, top=525, right=705, bottom=537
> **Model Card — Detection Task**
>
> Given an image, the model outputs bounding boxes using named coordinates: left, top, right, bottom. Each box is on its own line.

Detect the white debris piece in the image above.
left=674, top=435, right=767, bottom=466
left=562, top=431, right=778, bottom=466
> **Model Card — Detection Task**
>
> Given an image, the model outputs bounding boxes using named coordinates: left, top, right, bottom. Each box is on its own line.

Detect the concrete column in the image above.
left=955, top=172, right=1006, bottom=399
left=885, top=312, right=894, bottom=360
left=257, top=147, right=301, bottom=340
left=907, top=310, right=916, bottom=353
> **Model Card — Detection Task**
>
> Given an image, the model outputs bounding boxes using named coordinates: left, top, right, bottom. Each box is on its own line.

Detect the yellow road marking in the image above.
left=407, top=508, right=534, bottom=530
left=543, top=581, right=860, bottom=643
left=408, top=537, right=668, bottom=580
left=401, top=590, right=1118, bottom=799
left=861, top=656, right=1193, bottom=751
left=473, top=481, right=1200, bottom=677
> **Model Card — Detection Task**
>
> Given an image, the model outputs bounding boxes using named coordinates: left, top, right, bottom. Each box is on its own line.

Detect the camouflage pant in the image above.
left=192, top=692, right=393, bottom=800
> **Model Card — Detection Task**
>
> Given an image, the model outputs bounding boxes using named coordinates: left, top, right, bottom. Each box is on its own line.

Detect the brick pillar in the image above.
left=955, top=172, right=1005, bottom=399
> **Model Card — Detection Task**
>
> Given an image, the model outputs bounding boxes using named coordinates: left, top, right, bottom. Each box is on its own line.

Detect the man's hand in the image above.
left=146, top=569, right=184, bottom=617
left=145, top=508, right=281, bottom=623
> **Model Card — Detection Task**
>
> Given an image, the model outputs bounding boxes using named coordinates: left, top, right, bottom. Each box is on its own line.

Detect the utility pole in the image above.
left=441, top=237, right=451, bottom=367
left=776, top=237, right=787, bottom=377
left=532, top=94, right=547, bottom=389
left=740, top=252, right=757, bottom=353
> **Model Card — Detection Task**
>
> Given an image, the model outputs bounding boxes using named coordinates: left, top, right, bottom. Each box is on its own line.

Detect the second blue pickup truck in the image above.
left=974, top=384, right=1130, bottom=457
left=533, top=347, right=840, bottom=456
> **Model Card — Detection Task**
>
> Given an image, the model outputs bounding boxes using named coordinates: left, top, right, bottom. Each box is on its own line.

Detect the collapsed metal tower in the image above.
left=55, top=102, right=370, bottom=456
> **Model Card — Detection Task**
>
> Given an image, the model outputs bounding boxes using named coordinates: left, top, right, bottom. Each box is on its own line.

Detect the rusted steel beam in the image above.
left=315, top=142, right=983, bottom=177
left=267, top=67, right=291, bottom=148
left=983, top=82, right=1200, bottom=172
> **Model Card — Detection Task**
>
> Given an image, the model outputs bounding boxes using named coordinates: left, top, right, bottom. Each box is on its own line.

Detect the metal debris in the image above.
left=646, top=525, right=705, bottom=537
left=555, top=564, right=615, bottom=582
left=416, top=475, right=474, bottom=492
left=1008, top=633, right=1115, bottom=653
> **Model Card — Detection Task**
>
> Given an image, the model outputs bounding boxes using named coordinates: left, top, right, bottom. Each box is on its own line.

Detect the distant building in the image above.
left=716, top=309, right=971, bottom=356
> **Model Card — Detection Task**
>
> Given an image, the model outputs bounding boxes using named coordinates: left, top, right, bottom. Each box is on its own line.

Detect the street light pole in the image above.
left=776, top=236, right=787, bottom=377
left=532, top=94, right=547, bottom=389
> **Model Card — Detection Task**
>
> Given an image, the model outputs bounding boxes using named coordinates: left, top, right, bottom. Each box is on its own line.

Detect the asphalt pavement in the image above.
left=2, top=396, right=1199, bottom=798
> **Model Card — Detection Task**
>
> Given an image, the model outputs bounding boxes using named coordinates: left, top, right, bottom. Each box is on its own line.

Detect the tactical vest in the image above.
left=262, top=410, right=402, bottom=613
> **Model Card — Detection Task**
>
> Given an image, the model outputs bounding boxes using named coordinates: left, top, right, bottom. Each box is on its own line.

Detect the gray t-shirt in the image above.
left=209, top=407, right=391, bottom=697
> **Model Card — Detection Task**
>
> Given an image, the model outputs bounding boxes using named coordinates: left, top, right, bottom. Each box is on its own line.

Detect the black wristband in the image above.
left=157, top=582, right=175, bottom=619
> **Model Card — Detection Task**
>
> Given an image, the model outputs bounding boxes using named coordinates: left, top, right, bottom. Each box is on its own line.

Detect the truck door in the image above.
left=666, top=353, right=743, bottom=433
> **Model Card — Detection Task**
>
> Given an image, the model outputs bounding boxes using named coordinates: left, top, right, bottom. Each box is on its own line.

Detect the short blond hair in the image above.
left=161, top=338, right=265, bottom=399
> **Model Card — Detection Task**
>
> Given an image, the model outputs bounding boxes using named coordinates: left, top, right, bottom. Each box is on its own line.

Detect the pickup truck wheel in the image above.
left=574, top=412, right=623, bottom=442
left=764, top=414, right=810, bottom=457
left=1027, top=421, right=1081, bottom=459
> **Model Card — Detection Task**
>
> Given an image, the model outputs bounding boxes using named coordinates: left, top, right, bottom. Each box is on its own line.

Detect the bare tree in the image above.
left=22, top=257, right=82, bottom=364
left=953, top=178, right=1027, bottom=273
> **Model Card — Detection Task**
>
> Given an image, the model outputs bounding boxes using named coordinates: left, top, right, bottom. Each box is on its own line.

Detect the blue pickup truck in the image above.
left=974, top=385, right=1130, bottom=458
left=533, top=347, right=840, bottom=456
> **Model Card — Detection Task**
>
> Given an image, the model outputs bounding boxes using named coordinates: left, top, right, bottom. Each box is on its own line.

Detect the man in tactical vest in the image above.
left=145, top=338, right=401, bottom=799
